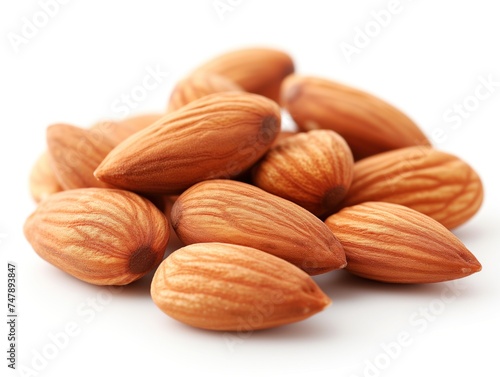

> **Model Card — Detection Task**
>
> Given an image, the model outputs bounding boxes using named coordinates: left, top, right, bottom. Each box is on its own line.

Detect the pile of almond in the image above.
left=25, top=47, right=483, bottom=331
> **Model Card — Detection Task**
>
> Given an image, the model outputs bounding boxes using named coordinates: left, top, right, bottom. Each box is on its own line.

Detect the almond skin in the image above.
left=171, top=180, right=346, bottom=275
left=167, top=73, right=242, bottom=112
left=253, top=130, right=354, bottom=218
left=193, top=47, right=294, bottom=102
left=47, top=123, right=117, bottom=190
left=90, top=113, right=164, bottom=145
left=29, top=152, right=63, bottom=203
left=341, top=146, right=484, bottom=229
left=281, top=75, right=430, bottom=160
left=325, top=202, right=482, bottom=283
left=24, top=188, right=170, bottom=285
left=151, top=243, right=331, bottom=331
left=95, top=92, right=281, bottom=194
left=272, top=130, right=297, bottom=147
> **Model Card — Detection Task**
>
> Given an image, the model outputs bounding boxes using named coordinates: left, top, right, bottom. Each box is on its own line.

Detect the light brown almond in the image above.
left=29, top=152, right=63, bottom=203
left=281, top=75, right=430, bottom=160
left=90, top=113, right=164, bottom=145
left=47, top=124, right=116, bottom=190
left=24, top=188, right=170, bottom=285
left=341, top=146, right=484, bottom=229
left=171, top=180, right=346, bottom=275
left=253, top=130, right=354, bottom=217
left=95, top=92, right=281, bottom=194
left=151, top=242, right=331, bottom=331
left=193, top=47, right=294, bottom=102
left=325, top=202, right=481, bottom=283
left=167, top=73, right=242, bottom=112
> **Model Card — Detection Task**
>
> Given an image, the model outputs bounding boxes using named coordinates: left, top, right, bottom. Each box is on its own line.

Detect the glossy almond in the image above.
left=171, top=180, right=346, bottom=275
left=253, top=130, right=354, bottom=217
left=341, top=146, right=483, bottom=229
left=281, top=75, right=430, bottom=160
left=325, top=202, right=481, bottom=283
left=95, top=92, right=281, bottom=194
left=193, top=47, right=294, bottom=102
left=29, top=152, right=63, bottom=203
left=151, top=243, right=331, bottom=331
left=47, top=124, right=116, bottom=190
left=24, top=188, right=170, bottom=285
left=167, top=73, right=242, bottom=112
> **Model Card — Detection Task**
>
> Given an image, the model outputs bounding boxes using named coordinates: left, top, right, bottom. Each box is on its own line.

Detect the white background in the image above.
left=1, top=1, right=500, bottom=376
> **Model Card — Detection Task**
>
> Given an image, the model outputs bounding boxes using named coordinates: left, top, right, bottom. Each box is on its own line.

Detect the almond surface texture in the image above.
left=151, top=243, right=331, bottom=331
left=281, top=75, right=430, bottom=160
left=325, top=202, right=481, bottom=283
left=171, top=180, right=346, bottom=275
left=342, top=146, right=483, bottom=229
left=24, top=188, right=170, bottom=285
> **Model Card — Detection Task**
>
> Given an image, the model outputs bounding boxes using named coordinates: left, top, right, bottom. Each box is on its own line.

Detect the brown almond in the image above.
left=24, top=188, right=170, bottom=285
left=90, top=113, right=164, bottom=145
left=171, top=180, right=346, bottom=275
left=325, top=202, right=481, bottom=283
left=47, top=124, right=116, bottom=190
left=253, top=130, right=354, bottom=217
left=281, top=75, right=430, bottom=160
left=167, top=73, right=242, bottom=112
left=151, top=242, right=331, bottom=331
left=95, top=92, right=281, bottom=194
left=341, top=146, right=484, bottom=229
left=193, top=47, right=294, bottom=102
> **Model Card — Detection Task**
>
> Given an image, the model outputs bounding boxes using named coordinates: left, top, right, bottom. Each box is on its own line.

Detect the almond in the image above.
left=29, top=152, right=63, bottom=203
left=325, top=202, right=481, bottom=283
left=171, top=180, right=346, bottom=275
left=24, top=188, right=170, bottom=285
left=95, top=92, right=281, bottom=194
left=151, top=242, right=331, bottom=331
left=167, top=73, right=242, bottom=112
left=272, top=130, right=297, bottom=147
left=281, top=75, right=430, bottom=160
left=118, top=113, right=164, bottom=134
left=47, top=123, right=116, bottom=190
left=90, top=113, right=164, bottom=145
left=253, top=130, right=354, bottom=217
left=341, top=146, right=484, bottom=229
left=193, top=47, right=294, bottom=102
